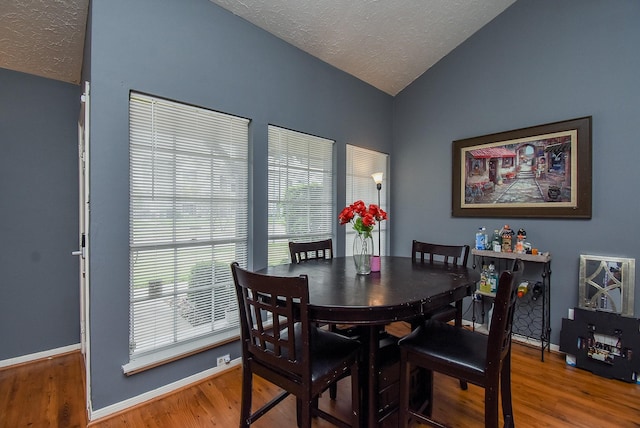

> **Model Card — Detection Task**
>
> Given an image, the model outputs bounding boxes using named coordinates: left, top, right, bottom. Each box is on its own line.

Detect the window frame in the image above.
left=124, top=92, right=249, bottom=373
left=267, top=125, right=335, bottom=266
left=345, top=145, right=389, bottom=256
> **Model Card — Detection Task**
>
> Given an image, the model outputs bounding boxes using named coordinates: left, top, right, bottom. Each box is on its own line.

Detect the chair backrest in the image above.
left=411, top=240, right=470, bottom=266
left=289, top=239, right=333, bottom=263
left=231, top=262, right=310, bottom=381
left=486, top=258, right=524, bottom=373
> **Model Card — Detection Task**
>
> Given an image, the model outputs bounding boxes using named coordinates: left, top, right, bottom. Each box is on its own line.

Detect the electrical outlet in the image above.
left=216, top=354, right=230, bottom=367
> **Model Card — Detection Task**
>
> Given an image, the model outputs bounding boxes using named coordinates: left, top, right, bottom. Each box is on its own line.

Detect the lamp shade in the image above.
left=371, top=172, right=383, bottom=185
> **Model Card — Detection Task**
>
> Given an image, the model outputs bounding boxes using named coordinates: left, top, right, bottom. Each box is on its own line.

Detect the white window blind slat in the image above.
left=127, top=92, right=248, bottom=370
left=346, top=145, right=389, bottom=256
left=267, top=126, right=334, bottom=265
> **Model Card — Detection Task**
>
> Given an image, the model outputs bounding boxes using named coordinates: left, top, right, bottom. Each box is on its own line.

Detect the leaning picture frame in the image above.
left=452, top=116, right=592, bottom=218
left=578, top=254, right=635, bottom=317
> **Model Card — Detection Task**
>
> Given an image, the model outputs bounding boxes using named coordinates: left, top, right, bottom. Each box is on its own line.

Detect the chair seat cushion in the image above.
left=398, top=320, right=488, bottom=378
left=309, top=327, right=361, bottom=381
left=272, top=324, right=360, bottom=382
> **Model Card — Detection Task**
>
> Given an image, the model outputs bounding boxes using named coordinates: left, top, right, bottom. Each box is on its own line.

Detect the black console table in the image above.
left=471, top=249, right=552, bottom=361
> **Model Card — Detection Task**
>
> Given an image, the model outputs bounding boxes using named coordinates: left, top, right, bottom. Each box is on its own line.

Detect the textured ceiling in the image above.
left=0, top=0, right=515, bottom=94
left=209, top=0, right=516, bottom=95
left=0, top=0, right=88, bottom=84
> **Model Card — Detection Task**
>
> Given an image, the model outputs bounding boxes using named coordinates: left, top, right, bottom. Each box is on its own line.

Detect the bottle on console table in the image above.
left=479, top=264, right=491, bottom=293
left=491, top=229, right=501, bottom=252
left=475, top=227, right=488, bottom=250
left=488, top=262, right=498, bottom=293
left=500, top=224, right=514, bottom=253
left=515, top=228, right=527, bottom=254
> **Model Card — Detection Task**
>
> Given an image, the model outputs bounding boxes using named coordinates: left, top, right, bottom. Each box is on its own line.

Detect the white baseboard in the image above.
left=0, top=343, right=81, bottom=368
left=89, top=357, right=242, bottom=422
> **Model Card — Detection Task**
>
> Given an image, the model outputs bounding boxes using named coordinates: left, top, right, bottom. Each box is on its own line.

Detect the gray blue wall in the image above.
left=87, top=0, right=392, bottom=410
left=393, top=0, right=640, bottom=344
left=0, top=68, right=80, bottom=359
left=3, top=0, right=639, bottom=417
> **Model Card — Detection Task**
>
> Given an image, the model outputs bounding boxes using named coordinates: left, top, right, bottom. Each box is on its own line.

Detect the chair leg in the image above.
left=454, top=301, right=468, bottom=391
left=484, top=385, right=500, bottom=428
left=296, top=398, right=302, bottom=427
left=350, top=360, right=361, bottom=428
left=239, top=367, right=252, bottom=428
left=328, top=325, right=346, bottom=400
left=299, top=397, right=312, bottom=428
left=398, top=350, right=412, bottom=428
left=454, top=300, right=463, bottom=328
left=501, top=349, right=515, bottom=427
left=311, top=395, right=319, bottom=417
left=425, top=369, right=434, bottom=417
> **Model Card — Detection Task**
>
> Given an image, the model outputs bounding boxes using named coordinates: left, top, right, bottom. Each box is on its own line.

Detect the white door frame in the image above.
left=75, top=80, right=92, bottom=416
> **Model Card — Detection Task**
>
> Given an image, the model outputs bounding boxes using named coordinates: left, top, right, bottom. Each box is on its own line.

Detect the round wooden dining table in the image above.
left=259, top=256, right=479, bottom=427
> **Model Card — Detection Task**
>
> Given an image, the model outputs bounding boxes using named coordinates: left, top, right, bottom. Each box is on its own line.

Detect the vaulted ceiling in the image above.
left=0, top=0, right=515, bottom=95
left=0, top=0, right=88, bottom=84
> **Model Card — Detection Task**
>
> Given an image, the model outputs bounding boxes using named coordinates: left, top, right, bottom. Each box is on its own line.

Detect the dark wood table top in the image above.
left=259, top=256, right=479, bottom=325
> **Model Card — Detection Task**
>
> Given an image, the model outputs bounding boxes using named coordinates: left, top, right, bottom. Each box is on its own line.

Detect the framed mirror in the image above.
left=579, top=254, right=635, bottom=316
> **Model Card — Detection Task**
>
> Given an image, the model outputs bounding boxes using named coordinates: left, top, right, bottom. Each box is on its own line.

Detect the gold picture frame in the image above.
left=452, top=116, right=592, bottom=218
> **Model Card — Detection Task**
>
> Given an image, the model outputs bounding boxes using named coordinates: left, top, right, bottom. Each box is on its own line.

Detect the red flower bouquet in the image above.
left=338, top=200, right=388, bottom=238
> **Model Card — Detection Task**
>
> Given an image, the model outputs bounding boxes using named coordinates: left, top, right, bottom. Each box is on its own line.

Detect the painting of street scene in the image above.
left=461, top=129, right=577, bottom=208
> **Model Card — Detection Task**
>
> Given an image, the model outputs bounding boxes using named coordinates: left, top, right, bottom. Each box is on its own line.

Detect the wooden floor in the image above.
left=2, top=328, right=640, bottom=427
left=0, top=352, right=87, bottom=428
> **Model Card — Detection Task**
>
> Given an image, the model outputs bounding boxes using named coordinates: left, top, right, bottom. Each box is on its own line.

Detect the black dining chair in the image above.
left=411, top=240, right=471, bottom=391
left=397, top=259, right=523, bottom=428
left=289, top=239, right=334, bottom=263
left=410, top=240, right=470, bottom=326
left=289, top=238, right=366, bottom=400
left=231, top=262, right=361, bottom=428
left=411, top=240, right=470, bottom=265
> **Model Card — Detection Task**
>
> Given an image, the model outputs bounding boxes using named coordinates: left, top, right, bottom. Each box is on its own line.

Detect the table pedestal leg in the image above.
left=367, top=325, right=379, bottom=428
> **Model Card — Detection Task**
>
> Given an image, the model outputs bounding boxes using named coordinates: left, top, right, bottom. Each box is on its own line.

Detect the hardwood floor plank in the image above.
left=0, top=352, right=87, bottom=428
left=2, top=334, right=640, bottom=427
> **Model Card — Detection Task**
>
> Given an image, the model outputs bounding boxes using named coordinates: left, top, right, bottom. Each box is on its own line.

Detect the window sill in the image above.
left=122, top=330, right=239, bottom=376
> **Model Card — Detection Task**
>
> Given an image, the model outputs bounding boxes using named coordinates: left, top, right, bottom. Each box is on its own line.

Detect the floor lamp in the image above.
left=371, top=172, right=383, bottom=271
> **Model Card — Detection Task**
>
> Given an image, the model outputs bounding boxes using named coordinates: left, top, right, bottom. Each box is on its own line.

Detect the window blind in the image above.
left=267, top=125, right=334, bottom=266
left=346, top=145, right=389, bottom=256
left=127, top=92, right=249, bottom=370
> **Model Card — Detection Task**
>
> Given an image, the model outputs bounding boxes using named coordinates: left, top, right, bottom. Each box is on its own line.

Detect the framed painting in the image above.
left=452, top=116, right=592, bottom=218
